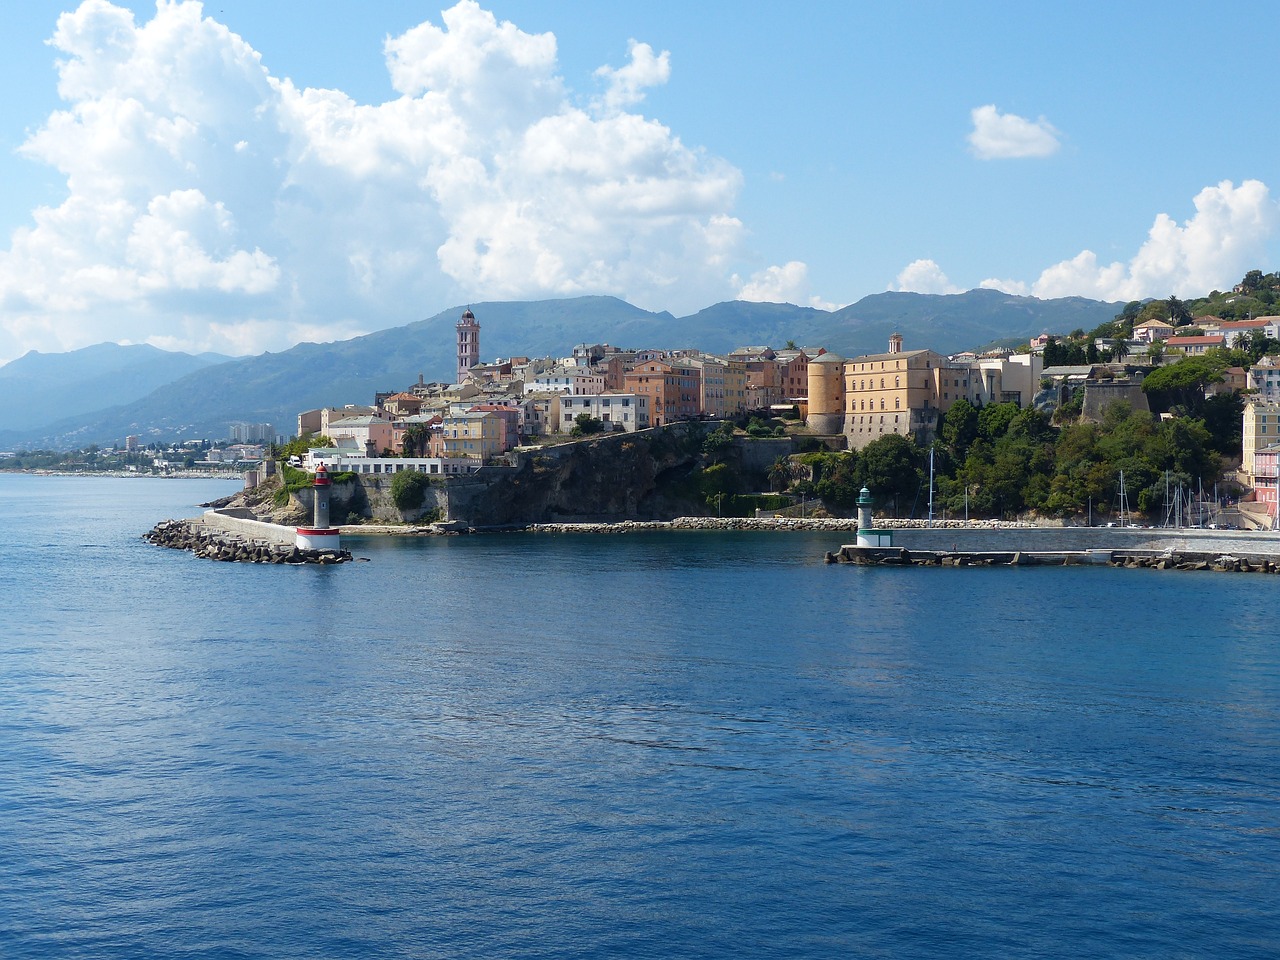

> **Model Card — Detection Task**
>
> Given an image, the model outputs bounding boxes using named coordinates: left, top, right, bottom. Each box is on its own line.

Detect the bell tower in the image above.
left=456, top=308, right=480, bottom=383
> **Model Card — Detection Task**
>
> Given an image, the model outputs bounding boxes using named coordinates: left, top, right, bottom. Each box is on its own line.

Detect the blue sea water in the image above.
left=1, top=474, right=1278, bottom=959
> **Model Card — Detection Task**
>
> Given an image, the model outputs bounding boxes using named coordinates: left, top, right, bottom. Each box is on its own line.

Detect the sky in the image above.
left=2, top=0, right=1280, bottom=365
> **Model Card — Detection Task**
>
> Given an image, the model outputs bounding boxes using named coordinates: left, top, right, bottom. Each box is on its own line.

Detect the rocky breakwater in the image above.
left=144, top=518, right=351, bottom=564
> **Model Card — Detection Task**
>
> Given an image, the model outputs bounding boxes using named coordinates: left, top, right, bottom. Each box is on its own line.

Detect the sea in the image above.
left=2, top=474, right=1278, bottom=959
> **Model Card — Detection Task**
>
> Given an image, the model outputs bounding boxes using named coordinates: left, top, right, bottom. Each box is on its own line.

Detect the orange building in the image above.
left=624, top=359, right=702, bottom=426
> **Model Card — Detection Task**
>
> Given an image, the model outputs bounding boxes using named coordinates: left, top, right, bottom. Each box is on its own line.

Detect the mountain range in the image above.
left=0, top=289, right=1122, bottom=450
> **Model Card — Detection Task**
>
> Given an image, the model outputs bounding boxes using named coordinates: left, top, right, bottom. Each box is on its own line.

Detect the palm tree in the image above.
left=1167, top=295, right=1192, bottom=326
left=401, top=423, right=428, bottom=457
left=1111, top=338, right=1130, bottom=362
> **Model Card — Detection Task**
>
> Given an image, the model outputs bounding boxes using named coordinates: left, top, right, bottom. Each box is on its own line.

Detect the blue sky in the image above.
left=2, top=1, right=1279, bottom=364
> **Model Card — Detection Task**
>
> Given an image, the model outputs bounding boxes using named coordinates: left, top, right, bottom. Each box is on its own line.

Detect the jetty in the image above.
left=144, top=517, right=350, bottom=564
left=825, top=544, right=1280, bottom=573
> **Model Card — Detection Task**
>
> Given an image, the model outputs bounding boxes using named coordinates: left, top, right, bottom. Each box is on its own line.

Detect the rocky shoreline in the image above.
left=144, top=518, right=351, bottom=564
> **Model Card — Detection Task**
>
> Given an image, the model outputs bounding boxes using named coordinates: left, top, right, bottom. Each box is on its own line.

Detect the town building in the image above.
left=557, top=393, right=650, bottom=432
left=519, top=393, right=561, bottom=438
left=810, top=334, right=1044, bottom=450
left=1164, top=334, right=1226, bottom=356
left=229, top=422, right=276, bottom=443
left=624, top=358, right=701, bottom=426
left=304, top=450, right=477, bottom=476
left=326, top=414, right=397, bottom=457
left=1242, top=400, right=1280, bottom=483
left=297, top=405, right=380, bottom=438
left=523, top=368, right=606, bottom=396
left=1132, top=319, right=1175, bottom=343
left=1250, top=444, right=1280, bottom=523
left=441, top=410, right=508, bottom=459
left=686, top=354, right=747, bottom=419
left=1247, top=355, right=1280, bottom=401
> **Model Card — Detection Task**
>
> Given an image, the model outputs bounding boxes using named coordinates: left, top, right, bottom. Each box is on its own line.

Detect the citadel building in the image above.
left=807, top=333, right=1043, bottom=449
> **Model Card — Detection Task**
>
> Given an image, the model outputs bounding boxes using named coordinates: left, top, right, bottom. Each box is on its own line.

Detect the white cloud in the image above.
left=968, top=104, right=1060, bottom=160
left=1031, top=179, right=1277, bottom=300
left=979, top=277, right=1030, bottom=296
left=594, top=40, right=670, bottom=112
left=735, top=261, right=841, bottom=311
left=892, top=259, right=962, bottom=295
left=0, top=0, right=748, bottom=363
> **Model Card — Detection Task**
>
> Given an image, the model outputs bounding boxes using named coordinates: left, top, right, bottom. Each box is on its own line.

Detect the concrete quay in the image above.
left=828, top=543, right=1280, bottom=573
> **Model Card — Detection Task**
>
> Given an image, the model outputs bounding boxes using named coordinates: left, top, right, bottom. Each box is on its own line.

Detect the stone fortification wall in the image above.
left=1082, top=380, right=1149, bottom=421
left=731, top=436, right=795, bottom=473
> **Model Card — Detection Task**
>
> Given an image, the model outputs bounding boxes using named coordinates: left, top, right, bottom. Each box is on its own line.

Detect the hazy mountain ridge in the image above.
left=0, top=291, right=1122, bottom=448
left=0, top=342, right=232, bottom=431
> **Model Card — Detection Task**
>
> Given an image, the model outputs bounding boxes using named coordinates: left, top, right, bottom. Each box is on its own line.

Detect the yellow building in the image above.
left=1242, top=400, right=1280, bottom=483
left=442, top=410, right=506, bottom=460
left=688, top=354, right=749, bottom=418
left=843, top=335, right=973, bottom=449
left=815, top=334, right=1044, bottom=449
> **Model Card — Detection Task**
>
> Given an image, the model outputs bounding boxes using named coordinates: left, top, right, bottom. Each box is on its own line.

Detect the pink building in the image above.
left=1252, top=444, right=1280, bottom=521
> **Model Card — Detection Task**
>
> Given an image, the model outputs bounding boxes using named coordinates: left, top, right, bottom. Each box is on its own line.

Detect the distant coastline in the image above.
left=1, top=468, right=242, bottom=480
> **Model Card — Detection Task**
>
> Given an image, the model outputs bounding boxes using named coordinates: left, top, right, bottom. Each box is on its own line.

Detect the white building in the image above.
left=557, top=393, right=650, bottom=432
left=524, top=369, right=606, bottom=396
left=303, top=450, right=478, bottom=476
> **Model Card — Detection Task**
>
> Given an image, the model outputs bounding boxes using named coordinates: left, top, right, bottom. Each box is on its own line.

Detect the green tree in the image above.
left=570, top=414, right=605, bottom=437
left=1141, top=355, right=1223, bottom=415
left=390, top=469, right=432, bottom=511
left=401, top=423, right=431, bottom=457
left=977, top=402, right=1019, bottom=442
left=860, top=434, right=921, bottom=513
left=940, top=398, right=979, bottom=463
left=1167, top=295, right=1192, bottom=326
left=809, top=451, right=862, bottom=509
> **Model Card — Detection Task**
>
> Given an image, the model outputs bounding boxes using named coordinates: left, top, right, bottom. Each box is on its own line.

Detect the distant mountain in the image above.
left=809, top=289, right=1123, bottom=358
left=0, top=342, right=231, bottom=431
left=0, top=291, right=1123, bottom=449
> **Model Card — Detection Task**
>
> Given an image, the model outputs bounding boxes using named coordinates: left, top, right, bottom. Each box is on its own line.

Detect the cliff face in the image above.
left=447, top=425, right=709, bottom=525
left=229, top=424, right=791, bottom=527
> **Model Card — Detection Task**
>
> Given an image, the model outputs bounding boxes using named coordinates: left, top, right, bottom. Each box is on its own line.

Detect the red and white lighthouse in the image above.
left=296, top=463, right=342, bottom=551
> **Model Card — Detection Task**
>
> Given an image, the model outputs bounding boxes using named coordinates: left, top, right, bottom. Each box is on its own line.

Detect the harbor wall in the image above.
left=889, top=525, right=1276, bottom=557
left=205, top=508, right=299, bottom=546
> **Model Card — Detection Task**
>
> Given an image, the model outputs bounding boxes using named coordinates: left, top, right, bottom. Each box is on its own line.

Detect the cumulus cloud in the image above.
left=892, top=259, right=962, bottom=295
left=968, top=104, right=1060, bottom=160
left=735, top=261, right=841, bottom=311
left=0, top=0, right=747, bottom=362
left=979, top=277, right=1030, bottom=296
left=1031, top=179, right=1277, bottom=300
left=594, top=40, right=670, bottom=112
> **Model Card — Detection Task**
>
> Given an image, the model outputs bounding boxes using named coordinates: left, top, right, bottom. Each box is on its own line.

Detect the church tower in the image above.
left=456, top=308, right=480, bottom=383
